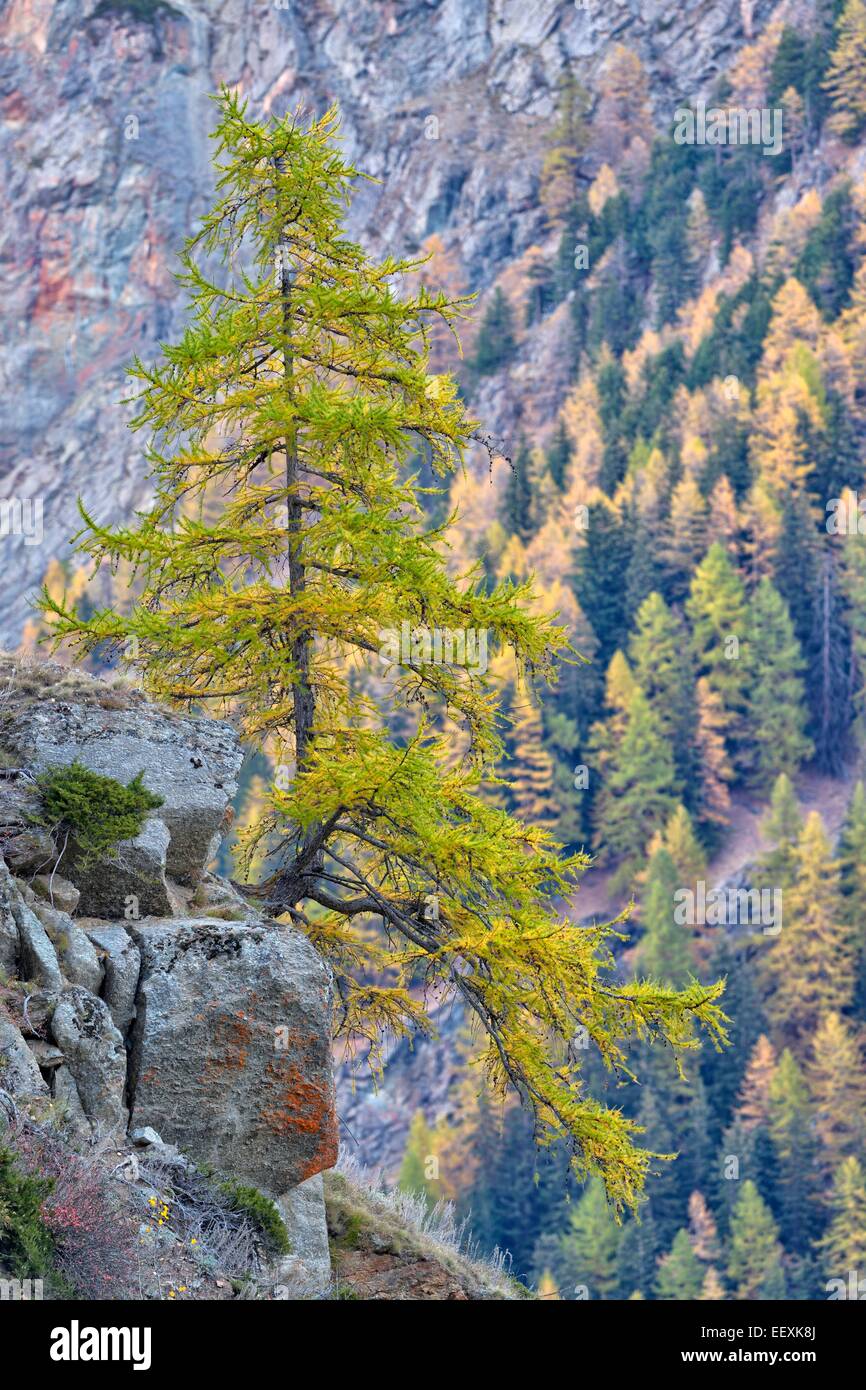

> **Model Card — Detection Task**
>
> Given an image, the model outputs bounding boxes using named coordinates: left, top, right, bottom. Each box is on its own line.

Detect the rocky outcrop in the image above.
left=0, top=658, right=338, bottom=1295
left=127, top=917, right=338, bottom=1193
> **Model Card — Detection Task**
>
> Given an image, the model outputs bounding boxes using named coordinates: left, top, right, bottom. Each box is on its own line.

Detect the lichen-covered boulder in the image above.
left=127, top=918, right=338, bottom=1195
left=1, top=686, right=243, bottom=887
left=50, top=987, right=127, bottom=1134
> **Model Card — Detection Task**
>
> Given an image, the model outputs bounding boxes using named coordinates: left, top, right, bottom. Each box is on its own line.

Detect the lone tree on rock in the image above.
left=41, top=90, right=725, bottom=1213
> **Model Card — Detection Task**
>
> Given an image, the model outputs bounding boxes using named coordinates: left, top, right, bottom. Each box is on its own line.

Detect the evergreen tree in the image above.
left=615, top=1208, right=661, bottom=1299
left=768, top=1048, right=821, bottom=1257
left=655, top=1227, right=704, bottom=1300
left=701, top=938, right=768, bottom=1151
left=818, top=1156, right=866, bottom=1275
left=546, top=418, right=572, bottom=489
left=508, top=692, right=560, bottom=832
left=764, top=815, right=853, bottom=1046
left=557, top=1178, right=621, bottom=1300
left=639, top=846, right=693, bottom=988
left=687, top=543, right=751, bottom=770
left=398, top=1111, right=441, bottom=1206
left=40, top=90, right=726, bottom=1209
left=629, top=592, right=695, bottom=792
left=825, top=0, right=866, bottom=140
left=743, top=579, right=812, bottom=790
left=473, top=286, right=517, bottom=374
left=838, top=782, right=866, bottom=1016
left=754, top=773, right=802, bottom=891
left=501, top=439, right=535, bottom=541
left=807, top=1011, right=866, bottom=1171
left=574, top=497, right=632, bottom=665
left=597, top=689, right=679, bottom=885
left=727, top=1181, right=786, bottom=1300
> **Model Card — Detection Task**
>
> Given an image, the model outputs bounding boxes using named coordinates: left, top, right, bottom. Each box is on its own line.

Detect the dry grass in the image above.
left=325, top=1156, right=530, bottom=1300
left=0, top=651, right=149, bottom=714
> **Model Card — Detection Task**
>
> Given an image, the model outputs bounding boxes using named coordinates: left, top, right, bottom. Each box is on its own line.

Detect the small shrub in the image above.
left=218, top=1180, right=291, bottom=1256
left=0, top=1144, right=56, bottom=1279
left=9, top=1119, right=138, bottom=1299
left=33, top=761, right=163, bottom=867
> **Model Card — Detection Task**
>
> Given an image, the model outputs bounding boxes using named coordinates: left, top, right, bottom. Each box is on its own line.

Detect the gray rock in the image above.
left=128, top=917, right=337, bottom=1195
left=2, top=695, right=242, bottom=885
left=83, top=923, right=141, bottom=1034
left=0, top=1017, right=49, bottom=1101
left=27, top=1040, right=64, bottom=1070
left=30, top=900, right=103, bottom=994
left=129, top=1125, right=163, bottom=1148
left=0, top=857, right=21, bottom=975
left=32, top=873, right=80, bottom=915
left=50, top=987, right=127, bottom=1135
left=72, top=816, right=172, bottom=920
left=0, top=776, right=55, bottom=877
left=52, top=1064, right=93, bottom=1144
left=275, top=1173, right=332, bottom=1296
left=12, top=897, right=62, bottom=991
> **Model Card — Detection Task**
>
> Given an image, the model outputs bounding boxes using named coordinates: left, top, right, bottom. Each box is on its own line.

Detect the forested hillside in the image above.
left=386, top=1, right=866, bottom=1300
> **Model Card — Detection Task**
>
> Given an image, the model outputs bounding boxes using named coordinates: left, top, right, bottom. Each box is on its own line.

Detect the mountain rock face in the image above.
left=0, top=655, right=337, bottom=1293
left=0, top=0, right=775, bottom=647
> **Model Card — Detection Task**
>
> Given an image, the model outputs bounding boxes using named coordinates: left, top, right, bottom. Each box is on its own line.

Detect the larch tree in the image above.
left=825, top=0, right=866, bottom=140
left=818, top=1156, right=866, bottom=1274
left=735, top=1035, right=777, bottom=1132
left=764, top=814, right=853, bottom=1046
left=807, top=1011, right=866, bottom=1171
left=692, top=677, right=733, bottom=830
left=39, top=90, right=725, bottom=1211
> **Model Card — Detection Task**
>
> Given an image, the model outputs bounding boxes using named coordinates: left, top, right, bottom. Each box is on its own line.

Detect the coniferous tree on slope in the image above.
left=743, top=579, right=812, bottom=791
left=40, top=91, right=725, bottom=1210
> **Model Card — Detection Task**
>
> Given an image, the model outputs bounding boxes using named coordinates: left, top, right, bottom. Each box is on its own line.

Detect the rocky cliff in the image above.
left=0, top=0, right=779, bottom=648
left=0, top=653, right=337, bottom=1294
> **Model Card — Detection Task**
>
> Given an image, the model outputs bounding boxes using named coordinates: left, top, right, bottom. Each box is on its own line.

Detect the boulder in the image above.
left=0, top=775, right=55, bottom=877
left=2, top=695, right=243, bottom=885
left=29, top=900, right=103, bottom=994
left=31, top=873, right=80, bottom=915
left=0, top=1017, right=49, bottom=1101
left=275, top=1173, right=332, bottom=1296
left=12, top=896, right=62, bottom=991
left=50, top=987, right=127, bottom=1134
left=127, top=918, right=338, bottom=1194
left=71, top=816, right=172, bottom=920
left=0, top=858, right=20, bottom=975
left=82, top=923, right=141, bottom=1035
